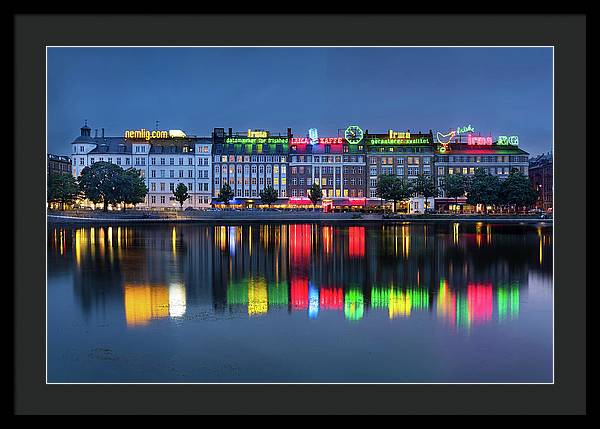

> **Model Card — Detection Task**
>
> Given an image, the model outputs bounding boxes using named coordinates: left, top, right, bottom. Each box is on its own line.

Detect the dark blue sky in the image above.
left=47, top=47, right=552, bottom=156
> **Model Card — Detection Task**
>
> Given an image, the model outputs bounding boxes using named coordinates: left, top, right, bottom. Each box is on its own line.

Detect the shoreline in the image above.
left=47, top=212, right=552, bottom=225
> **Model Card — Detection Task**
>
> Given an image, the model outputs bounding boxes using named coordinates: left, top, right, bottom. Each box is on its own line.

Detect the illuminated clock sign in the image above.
left=344, top=125, right=364, bottom=144
left=225, top=137, right=288, bottom=144
left=497, top=135, right=519, bottom=146
left=248, top=129, right=268, bottom=138
left=290, top=137, right=343, bottom=145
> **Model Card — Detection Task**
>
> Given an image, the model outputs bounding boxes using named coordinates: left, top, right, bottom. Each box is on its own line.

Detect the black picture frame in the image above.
left=14, top=14, right=586, bottom=415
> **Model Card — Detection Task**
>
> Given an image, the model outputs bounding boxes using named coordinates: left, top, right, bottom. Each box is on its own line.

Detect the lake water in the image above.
left=47, top=221, right=553, bottom=383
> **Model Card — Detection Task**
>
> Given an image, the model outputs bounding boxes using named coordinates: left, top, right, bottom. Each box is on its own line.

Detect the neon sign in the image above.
left=309, top=128, right=319, bottom=145
left=290, top=137, right=343, bottom=145
left=456, top=125, right=474, bottom=134
left=368, top=137, right=430, bottom=145
left=225, top=137, right=287, bottom=144
left=388, top=130, right=411, bottom=139
left=248, top=129, right=268, bottom=138
left=497, top=136, right=519, bottom=146
left=124, top=129, right=169, bottom=140
left=344, top=125, right=364, bottom=144
left=467, top=135, right=493, bottom=145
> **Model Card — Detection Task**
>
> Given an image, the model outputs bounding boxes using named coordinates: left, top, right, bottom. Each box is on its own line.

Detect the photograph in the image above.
left=45, top=46, right=554, bottom=384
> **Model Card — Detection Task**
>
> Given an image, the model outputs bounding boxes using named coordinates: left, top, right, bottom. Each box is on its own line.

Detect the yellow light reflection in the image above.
left=172, top=227, right=177, bottom=257
left=389, top=289, right=411, bottom=319
left=453, top=222, right=459, bottom=245
left=248, top=278, right=268, bottom=316
left=124, top=284, right=169, bottom=327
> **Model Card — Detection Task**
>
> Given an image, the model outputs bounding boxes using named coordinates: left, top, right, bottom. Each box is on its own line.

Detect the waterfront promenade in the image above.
left=47, top=210, right=552, bottom=225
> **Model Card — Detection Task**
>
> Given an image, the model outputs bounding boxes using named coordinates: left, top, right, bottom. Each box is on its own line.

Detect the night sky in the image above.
left=47, top=47, right=553, bottom=156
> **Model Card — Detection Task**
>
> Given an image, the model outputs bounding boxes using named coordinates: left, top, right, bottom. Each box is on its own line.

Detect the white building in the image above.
left=70, top=123, right=212, bottom=209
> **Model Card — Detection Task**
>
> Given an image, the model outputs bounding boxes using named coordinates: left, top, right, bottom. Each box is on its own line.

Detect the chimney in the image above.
left=95, top=129, right=98, bottom=138
left=287, top=128, right=292, bottom=137
left=228, top=128, right=232, bottom=137
left=102, top=128, right=105, bottom=138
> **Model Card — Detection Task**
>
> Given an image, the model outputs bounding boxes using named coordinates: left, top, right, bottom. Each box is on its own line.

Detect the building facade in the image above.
left=48, top=154, right=72, bottom=176
left=288, top=133, right=367, bottom=209
left=65, top=122, right=538, bottom=212
left=211, top=128, right=290, bottom=207
left=70, top=123, right=212, bottom=209
left=433, top=132, right=530, bottom=212
left=365, top=129, right=435, bottom=212
left=528, top=152, right=553, bottom=212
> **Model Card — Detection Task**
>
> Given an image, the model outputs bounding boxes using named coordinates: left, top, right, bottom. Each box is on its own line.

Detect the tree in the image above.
left=259, top=185, right=278, bottom=208
left=308, top=183, right=323, bottom=210
left=119, top=168, right=148, bottom=210
left=376, top=175, right=412, bottom=212
left=172, top=183, right=190, bottom=209
left=47, top=172, right=79, bottom=210
left=466, top=168, right=501, bottom=213
left=77, top=162, right=123, bottom=212
left=389, top=177, right=413, bottom=212
left=442, top=173, right=466, bottom=210
left=217, top=183, right=235, bottom=207
left=413, top=174, right=439, bottom=211
left=500, top=169, right=539, bottom=212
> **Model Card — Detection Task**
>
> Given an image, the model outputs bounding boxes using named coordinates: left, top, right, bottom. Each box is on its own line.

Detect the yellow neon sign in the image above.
left=248, top=129, right=269, bottom=138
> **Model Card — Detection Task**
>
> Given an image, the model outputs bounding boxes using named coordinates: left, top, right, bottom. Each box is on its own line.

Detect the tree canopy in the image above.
left=259, top=185, right=279, bottom=207
left=47, top=173, right=79, bottom=210
left=413, top=174, right=439, bottom=208
left=217, top=183, right=235, bottom=205
left=173, top=183, right=190, bottom=208
left=308, top=183, right=323, bottom=209
left=78, top=162, right=124, bottom=211
left=441, top=173, right=467, bottom=204
left=376, top=174, right=413, bottom=212
left=500, top=169, right=539, bottom=209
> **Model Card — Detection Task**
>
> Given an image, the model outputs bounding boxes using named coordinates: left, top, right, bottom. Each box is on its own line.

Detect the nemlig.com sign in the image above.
left=124, top=129, right=187, bottom=140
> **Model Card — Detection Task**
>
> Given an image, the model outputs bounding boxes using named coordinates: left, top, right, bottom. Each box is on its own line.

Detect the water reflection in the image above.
left=48, top=222, right=552, bottom=332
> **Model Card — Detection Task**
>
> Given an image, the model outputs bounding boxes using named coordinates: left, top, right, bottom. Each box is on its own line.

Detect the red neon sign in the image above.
left=289, top=137, right=343, bottom=145
left=290, top=138, right=309, bottom=145
left=467, top=134, right=493, bottom=145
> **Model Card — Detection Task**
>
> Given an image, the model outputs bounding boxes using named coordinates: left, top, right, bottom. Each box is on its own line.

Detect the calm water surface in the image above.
left=48, top=222, right=553, bottom=383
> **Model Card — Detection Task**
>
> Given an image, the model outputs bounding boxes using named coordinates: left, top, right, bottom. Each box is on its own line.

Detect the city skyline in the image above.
left=47, top=47, right=553, bottom=156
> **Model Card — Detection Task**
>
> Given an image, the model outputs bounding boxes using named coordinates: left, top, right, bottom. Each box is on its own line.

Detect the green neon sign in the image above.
left=368, top=137, right=430, bottom=145
left=225, top=137, right=288, bottom=144
left=497, top=136, right=519, bottom=146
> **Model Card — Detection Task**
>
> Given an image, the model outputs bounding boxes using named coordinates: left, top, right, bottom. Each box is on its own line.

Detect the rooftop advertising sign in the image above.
left=124, top=129, right=187, bottom=140
left=225, top=137, right=288, bottom=144
left=247, top=129, right=268, bottom=138
left=497, top=135, right=519, bottom=146
left=309, top=128, right=319, bottom=145
left=290, top=137, right=343, bottom=145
